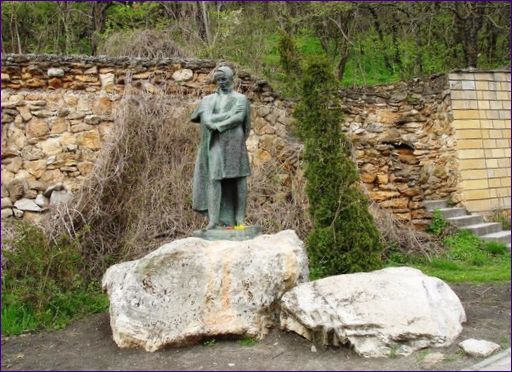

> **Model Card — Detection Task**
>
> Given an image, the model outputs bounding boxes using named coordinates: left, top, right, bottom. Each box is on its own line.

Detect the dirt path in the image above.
left=2, top=282, right=510, bottom=371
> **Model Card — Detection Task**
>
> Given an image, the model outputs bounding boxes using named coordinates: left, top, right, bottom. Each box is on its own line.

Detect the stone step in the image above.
left=437, top=207, right=467, bottom=219
left=480, top=230, right=511, bottom=245
left=462, top=222, right=502, bottom=236
left=424, top=199, right=449, bottom=211
left=447, top=214, right=484, bottom=227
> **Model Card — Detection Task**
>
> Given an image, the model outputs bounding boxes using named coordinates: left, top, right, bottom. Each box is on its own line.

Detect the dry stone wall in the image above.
left=339, top=70, right=511, bottom=224
left=1, top=54, right=296, bottom=223
left=448, top=70, right=511, bottom=214
left=340, top=75, right=457, bottom=228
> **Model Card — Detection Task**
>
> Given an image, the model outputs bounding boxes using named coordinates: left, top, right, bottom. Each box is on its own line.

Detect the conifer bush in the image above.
left=294, top=59, right=383, bottom=277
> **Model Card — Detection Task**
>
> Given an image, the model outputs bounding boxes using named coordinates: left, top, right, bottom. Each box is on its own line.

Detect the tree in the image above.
left=294, top=59, right=383, bottom=277
left=305, top=2, right=360, bottom=81
left=90, top=1, right=113, bottom=55
left=277, top=29, right=301, bottom=76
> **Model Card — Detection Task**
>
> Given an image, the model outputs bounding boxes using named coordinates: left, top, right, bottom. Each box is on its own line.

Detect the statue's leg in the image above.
left=220, top=179, right=236, bottom=226
left=206, top=179, right=221, bottom=229
left=235, top=177, right=247, bottom=225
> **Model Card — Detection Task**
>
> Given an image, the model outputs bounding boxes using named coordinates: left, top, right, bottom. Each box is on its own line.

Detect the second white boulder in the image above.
left=280, top=267, right=466, bottom=358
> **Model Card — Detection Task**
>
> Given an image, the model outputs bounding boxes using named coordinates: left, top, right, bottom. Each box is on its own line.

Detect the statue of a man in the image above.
left=191, top=66, right=251, bottom=230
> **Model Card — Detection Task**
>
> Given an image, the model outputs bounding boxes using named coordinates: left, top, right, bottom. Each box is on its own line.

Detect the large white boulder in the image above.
left=280, top=267, right=466, bottom=358
left=102, top=230, right=308, bottom=352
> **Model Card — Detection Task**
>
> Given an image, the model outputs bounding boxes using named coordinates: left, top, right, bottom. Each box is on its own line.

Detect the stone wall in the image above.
left=1, top=54, right=295, bottom=222
left=448, top=70, right=511, bottom=214
left=340, top=75, right=457, bottom=228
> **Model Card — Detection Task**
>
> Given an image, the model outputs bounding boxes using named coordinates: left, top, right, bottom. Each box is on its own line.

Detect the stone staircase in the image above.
left=424, top=199, right=511, bottom=249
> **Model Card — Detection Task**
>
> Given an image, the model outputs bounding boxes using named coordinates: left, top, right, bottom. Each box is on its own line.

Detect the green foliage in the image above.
left=444, top=230, right=488, bottom=265
left=2, top=2, right=509, bottom=88
left=104, top=2, right=170, bottom=32
left=341, top=33, right=401, bottom=87
left=203, top=338, right=217, bottom=347
left=482, top=241, right=508, bottom=256
left=201, top=8, right=276, bottom=75
left=295, top=59, right=383, bottom=277
left=386, top=229, right=510, bottom=282
left=278, top=29, right=301, bottom=76
left=1, top=1, right=93, bottom=55
left=426, top=209, right=448, bottom=236
left=239, top=336, right=258, bottom=346
left=1, top=223, right=108, bottom=336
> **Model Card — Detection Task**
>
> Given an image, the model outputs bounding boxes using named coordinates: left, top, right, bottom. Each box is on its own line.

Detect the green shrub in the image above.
left=294, top=59, right=383, bottom=277
left=1, top=222, right=108, bottom=335
left=203, top=338, right=217, bottom=347
left=426, top=209, right=448, bottom=236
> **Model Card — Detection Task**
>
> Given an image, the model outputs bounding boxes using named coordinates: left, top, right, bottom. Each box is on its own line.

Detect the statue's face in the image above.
left=215, top=75, right=232, bottom=90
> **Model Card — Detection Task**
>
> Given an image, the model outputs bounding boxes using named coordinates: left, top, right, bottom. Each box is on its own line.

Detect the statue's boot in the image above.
left=205, top=221, right=218, bottom=230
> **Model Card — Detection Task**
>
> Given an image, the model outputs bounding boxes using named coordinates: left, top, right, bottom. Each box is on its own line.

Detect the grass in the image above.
left=1, top=222, right=109, bottom=336
left=203, top=338, right=217, bottom=347
left=239, top=336, right=258, bottom=346
left=2, top=287, right=108, bottom=336
left=386, top=229, right=510, bottom=283
left=499, top=336, right=510, bottom=349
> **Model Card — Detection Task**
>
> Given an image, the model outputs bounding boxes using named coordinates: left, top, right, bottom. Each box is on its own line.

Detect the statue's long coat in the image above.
left=190, top=91, right=251, bottom=213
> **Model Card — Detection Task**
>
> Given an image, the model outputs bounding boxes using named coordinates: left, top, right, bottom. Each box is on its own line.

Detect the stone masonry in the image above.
left=340, top=74, right=457, bottom=228
left=340, top=69, right=511, bottom=224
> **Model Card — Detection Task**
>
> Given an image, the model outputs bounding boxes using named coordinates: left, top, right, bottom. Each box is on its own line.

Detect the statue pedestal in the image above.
left=192, top=226, right=261, bottom=241
left=102, top=230, right=307, bottom=351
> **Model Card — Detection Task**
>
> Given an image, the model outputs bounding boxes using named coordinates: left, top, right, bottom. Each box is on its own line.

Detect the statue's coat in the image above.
left=191, top=91, right=251, bottom=213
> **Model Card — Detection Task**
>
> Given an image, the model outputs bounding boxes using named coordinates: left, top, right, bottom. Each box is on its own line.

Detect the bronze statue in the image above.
left=191, top=66, right=251, bottom=230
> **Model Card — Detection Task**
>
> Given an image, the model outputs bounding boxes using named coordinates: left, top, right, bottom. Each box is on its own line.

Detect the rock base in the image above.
left=102, top=230, right=308, bottom=352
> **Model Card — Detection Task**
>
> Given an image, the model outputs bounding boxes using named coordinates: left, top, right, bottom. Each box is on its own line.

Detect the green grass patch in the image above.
left=1, top=222, right=108, bottom=336
left=203, top=338, right=217, bottom=347
left=386, top=230, right=510, bottom=283
left=239, top=336, right=258, bottom=346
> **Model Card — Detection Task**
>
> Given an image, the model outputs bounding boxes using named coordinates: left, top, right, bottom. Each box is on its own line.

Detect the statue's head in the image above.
left=213, top=66, right=234, bottom=91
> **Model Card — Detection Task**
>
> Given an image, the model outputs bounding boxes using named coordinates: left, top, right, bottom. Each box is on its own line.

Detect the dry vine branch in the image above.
left=368, top=201, right=442, bottom=260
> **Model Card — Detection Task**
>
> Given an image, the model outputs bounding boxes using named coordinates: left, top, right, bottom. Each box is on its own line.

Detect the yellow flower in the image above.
left=234, top=224, right=246, bottom=230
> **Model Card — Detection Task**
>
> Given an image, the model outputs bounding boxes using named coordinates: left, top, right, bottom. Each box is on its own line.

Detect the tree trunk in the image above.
left=337, top=51, right=350, bottom=81
left=90, top=2, right=112, bottom=55
left=198, top=1, right=211, bottom=46
left=59, top=2, right=71, bottom=54
left=451, top=2, right=486, bottom=68
left=367, top=6, right=392, bottom=71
